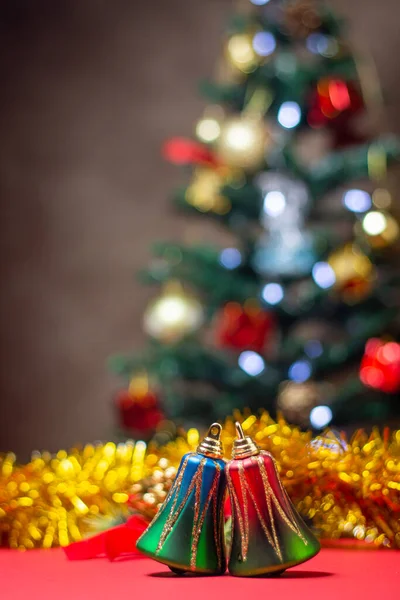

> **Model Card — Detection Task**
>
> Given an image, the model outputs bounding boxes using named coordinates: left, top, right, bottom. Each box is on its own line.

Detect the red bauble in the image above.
left=115, top=389, right=163, bottom=435
left=216, top=302, right=274, bottom=353
left=360, top=338, right=400, bottom=393
left=307, top=78, right=364, bottom=146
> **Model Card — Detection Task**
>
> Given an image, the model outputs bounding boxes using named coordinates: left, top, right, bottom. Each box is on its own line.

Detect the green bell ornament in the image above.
left=226, top=422, right=320, bottom=577
left=136, top=423, right=226, bottom=574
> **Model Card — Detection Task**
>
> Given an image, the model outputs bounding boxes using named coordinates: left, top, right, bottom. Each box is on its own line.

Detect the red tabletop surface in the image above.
left=1, top=547, right=399, bottom=600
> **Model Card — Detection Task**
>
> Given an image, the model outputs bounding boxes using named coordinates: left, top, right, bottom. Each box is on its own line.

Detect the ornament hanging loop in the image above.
left=235, top=422, right=245, bottom=439
left=197, top=423, right=224, bottom=458
left=232, top=421, right=259, bottom=459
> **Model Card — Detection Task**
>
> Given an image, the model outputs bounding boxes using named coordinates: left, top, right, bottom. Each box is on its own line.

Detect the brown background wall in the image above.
left=0, top=0, right=399, bottom=458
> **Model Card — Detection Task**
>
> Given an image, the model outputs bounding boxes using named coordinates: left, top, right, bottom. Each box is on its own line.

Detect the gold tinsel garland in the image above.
left=1, top=412, right=399, bottom=550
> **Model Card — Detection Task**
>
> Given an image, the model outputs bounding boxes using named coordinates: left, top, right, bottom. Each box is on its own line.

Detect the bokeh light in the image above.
left=310, top=405, right=333, bottom=428
left=238, top=351, right=265, bottom=376
left=196, top=118, right=221, bottom=143
left=288, top=360, right=312, bottom=382
left=304, top=340, right=323, bottom=358
left=362, top=211, right=387, bottom=235
left=227, top=34, right=256, bottom=71
left=277, top=102, right=301, bottom=129
left=306, top=33, right=329, bottom=54
left=219, top=248, right=242, bottom=269
left=312, top=262, right=336, bottom=289
left=262, top=282, right=284, bottom=305
left=224, top=121, right=254, bottom=149
left=151, top=298, right=184, bottom=324
left=263, top=190, right=286, bottom=217
left=343, top=189, right=372, bottom=213
left=306, top=33, right=338, bottom=57
left=252, top=32, right=276, bottom=57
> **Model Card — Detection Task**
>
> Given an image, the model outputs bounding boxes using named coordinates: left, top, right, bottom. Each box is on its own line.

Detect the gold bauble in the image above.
left=143, top=282, right=203, bottom=342
left=328, top=244, right=374, bottom=302
left=185, top=168, right=231, bottom=214
left=277, top=381, right=321, bottom=426
left=284, top=0, right=321, bottom=38
left=216, top=116, right=269, bottom=170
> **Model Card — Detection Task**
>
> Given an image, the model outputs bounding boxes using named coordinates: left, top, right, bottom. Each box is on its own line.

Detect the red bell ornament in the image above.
left=216, top=302, right=274, bottom=353
left=360, top=338, right=400, bottom=393
left=226, top=423, right=320, bottom=576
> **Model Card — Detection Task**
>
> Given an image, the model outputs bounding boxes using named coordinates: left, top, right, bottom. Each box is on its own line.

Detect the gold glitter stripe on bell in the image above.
left=136, top=423, right=227, bottom=574
left=226, top=422, right=320, bottom=576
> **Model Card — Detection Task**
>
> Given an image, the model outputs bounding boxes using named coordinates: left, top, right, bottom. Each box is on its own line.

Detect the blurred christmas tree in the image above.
left=111, top=0, right=400, bottom=436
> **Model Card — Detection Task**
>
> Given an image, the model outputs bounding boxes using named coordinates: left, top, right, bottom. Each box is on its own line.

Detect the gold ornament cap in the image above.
left=232, top=422, right=260, bottom=459
left=197, top=423, right=224, bottom=459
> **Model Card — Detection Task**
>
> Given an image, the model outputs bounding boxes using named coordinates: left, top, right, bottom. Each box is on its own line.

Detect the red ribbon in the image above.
left=162, top=137, right=219, bottom=167
left=64, top=515, right=148, bottom=561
